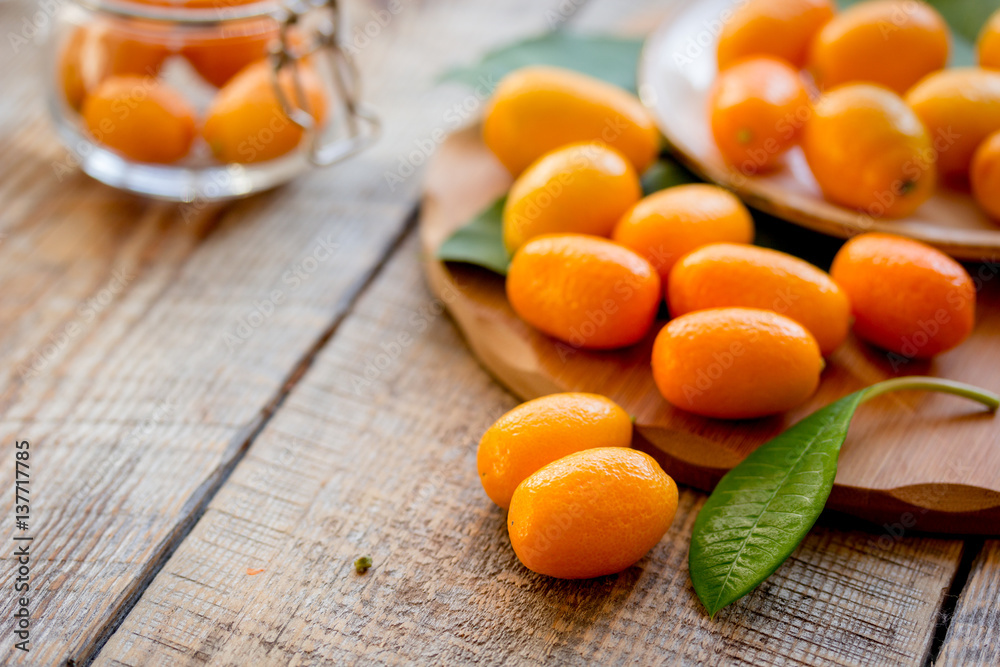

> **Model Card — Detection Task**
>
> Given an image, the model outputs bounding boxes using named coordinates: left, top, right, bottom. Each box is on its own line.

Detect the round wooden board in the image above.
left=419, top=125, right=1000, bottom=535
left=637, top=0, right=1000, bottom=262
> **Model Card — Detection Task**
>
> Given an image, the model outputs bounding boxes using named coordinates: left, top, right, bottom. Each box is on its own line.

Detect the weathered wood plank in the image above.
left=98, top=232, right=964, bottom=666
left=0, top=0, right=570, bottom=663
left=936, top=541, right=1000, bottom=666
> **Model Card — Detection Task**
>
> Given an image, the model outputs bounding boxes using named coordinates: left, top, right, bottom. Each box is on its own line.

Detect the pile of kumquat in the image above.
left=481, top=58, right=978, bottom=424
left=60, top=0, right=326, bottom=166
left=709, top=0, right=1000, bottom=221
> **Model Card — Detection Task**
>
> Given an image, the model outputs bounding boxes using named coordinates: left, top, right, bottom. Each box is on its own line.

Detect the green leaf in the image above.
left=439, top=33, right=645, bottom=93
left=436, top=197, right=511, bottom=275
left=929, top=0, right=995, bottom=46
left=689, top=377, right=999, bottom=618
left=689, top=391, right=866, bottom=617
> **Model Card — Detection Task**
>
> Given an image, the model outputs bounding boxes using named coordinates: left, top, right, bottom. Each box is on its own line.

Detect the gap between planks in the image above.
left=78, top=207, right=421, bottom=667
left=923, top=538, right=984, bottom=666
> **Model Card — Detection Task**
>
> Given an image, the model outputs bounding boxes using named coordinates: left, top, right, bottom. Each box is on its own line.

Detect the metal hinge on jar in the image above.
left=269, top=0, right=380, bottom=167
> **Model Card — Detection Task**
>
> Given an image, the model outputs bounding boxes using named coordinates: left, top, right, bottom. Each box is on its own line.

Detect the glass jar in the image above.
left=46, top=0, right=379, bottom=201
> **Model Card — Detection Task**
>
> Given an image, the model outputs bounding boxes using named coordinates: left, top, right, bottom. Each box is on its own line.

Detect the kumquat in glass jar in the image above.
left=47, top=0, right=379, bottom=201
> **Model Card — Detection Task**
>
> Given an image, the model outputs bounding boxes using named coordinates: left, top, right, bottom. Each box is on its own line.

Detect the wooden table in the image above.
left=1, top=0, right=997, bottom=664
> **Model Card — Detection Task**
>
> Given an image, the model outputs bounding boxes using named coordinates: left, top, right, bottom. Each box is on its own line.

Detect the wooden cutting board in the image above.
left=418, top=125, right=1000, bottom=534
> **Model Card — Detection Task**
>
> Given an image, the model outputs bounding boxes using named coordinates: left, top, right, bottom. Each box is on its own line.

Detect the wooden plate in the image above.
left=637, top=0, right=1000, bottom=262
left=419, top=125, right=1000, bottom=534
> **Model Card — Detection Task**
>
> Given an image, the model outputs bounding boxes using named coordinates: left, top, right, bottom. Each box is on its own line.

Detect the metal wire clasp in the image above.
left=269, top=0, right=380, bottom=167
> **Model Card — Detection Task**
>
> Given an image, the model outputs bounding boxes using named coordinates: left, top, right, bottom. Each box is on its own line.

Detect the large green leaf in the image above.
left=436, top=197, right=510, bottom=275
left=439, top=33, right=645, bottom=93
left=689, top=377, right=998, bottom=618
left=689, top=391, right=866, bottom=617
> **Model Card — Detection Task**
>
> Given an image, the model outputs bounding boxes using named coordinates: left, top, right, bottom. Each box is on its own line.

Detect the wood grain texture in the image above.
left=0, top=0, right=574, bottom=663
left=419, top=124, right=1000, bottom=533
left=97, top=232, right=964, bottom=667
left=936, top=541, right=1000, bottom=666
